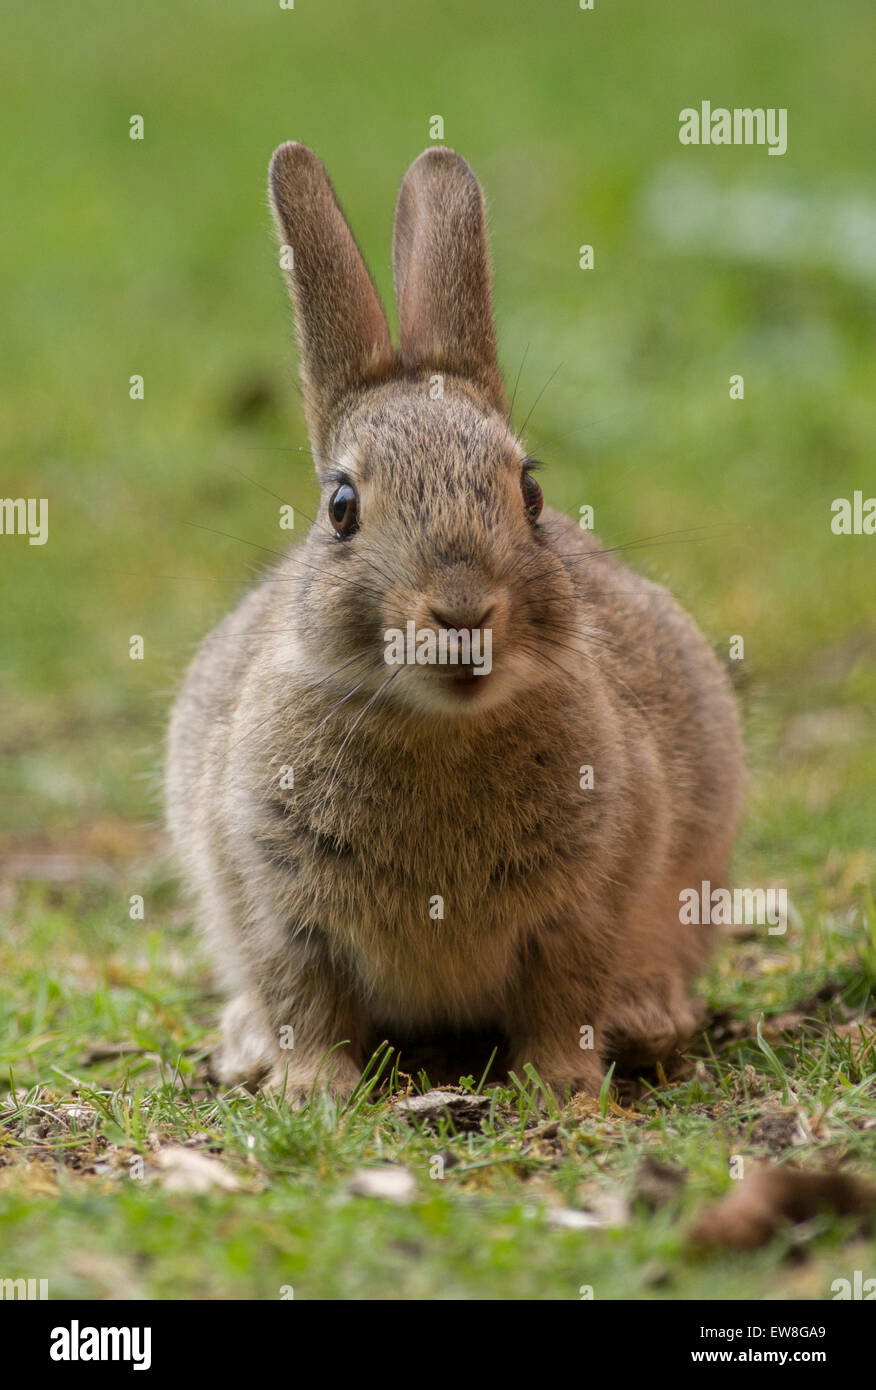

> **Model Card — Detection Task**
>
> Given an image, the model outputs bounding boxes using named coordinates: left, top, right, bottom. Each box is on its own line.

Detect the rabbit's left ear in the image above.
left=392, top=148, right=507, bottom=413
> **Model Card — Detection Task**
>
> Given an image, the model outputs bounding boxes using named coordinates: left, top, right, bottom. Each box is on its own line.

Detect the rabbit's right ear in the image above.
left=269, top=143, right=394, bottom=458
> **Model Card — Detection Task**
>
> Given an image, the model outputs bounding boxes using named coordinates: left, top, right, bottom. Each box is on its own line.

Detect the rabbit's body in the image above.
left=166, top=145, right=743, bottom=1097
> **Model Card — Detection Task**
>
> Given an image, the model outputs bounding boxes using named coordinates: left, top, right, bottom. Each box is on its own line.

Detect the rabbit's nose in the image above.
left=429, top=604, right=494, bottom=632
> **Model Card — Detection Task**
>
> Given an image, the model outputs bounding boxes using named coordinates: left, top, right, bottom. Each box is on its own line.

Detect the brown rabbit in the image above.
left=166, top=143, right=744, bottom=1100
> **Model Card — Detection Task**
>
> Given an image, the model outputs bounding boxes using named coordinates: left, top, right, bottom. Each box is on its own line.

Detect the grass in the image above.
left=1, top=0, right=875, bottom=1299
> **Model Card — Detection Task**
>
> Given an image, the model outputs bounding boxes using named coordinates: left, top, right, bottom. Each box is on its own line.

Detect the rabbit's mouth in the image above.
left=442, top=666, right=490, bottom=701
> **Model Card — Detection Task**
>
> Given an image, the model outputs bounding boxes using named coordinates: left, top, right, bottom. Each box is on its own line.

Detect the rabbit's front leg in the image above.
left=505, top=923, right=614, bottom=1098
left=219, top=929, right=366, bottom=1100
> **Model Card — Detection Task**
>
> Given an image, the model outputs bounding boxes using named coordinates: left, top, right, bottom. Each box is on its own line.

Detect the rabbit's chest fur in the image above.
left=232, top=660, right=631, bottom=1021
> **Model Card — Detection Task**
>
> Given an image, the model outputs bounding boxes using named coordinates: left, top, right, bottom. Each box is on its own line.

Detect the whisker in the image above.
left=303, top=648, right=374, bottom=694
left=312, top=666, right=402, bottom=840
left=184, top=519, right=292, bottom=565
left=218, top=653, right=387, bottom=764
left=520, top=633, right=653, bottom=726
left=506, top=341, right=530, bottom=427
left=96, top=569, right=266, bottom=585
left=529, top=613, right=627, bottom=657
left=184, top=519, right=390, bottom=602
left=548, top=520, right=741, bottom=559
left=520, top=522, right=741, bottom=590
left=516, top=361, right=564, bottom=440
left=230, top=463, right=407, bottom=591
left=302, top=660, right=390, bottom=741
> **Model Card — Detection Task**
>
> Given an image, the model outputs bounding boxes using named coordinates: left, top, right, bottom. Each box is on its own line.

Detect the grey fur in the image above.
left=166, top=144, right=744, bottom=1099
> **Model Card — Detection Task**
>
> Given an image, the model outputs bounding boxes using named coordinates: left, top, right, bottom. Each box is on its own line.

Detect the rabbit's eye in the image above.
left=521, top=470, right=543, bottom=522
left=329, top=482, right=359, bottom=537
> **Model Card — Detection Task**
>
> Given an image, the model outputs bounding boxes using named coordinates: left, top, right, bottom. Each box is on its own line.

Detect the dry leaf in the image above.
left=393, top=1088, right=492, bottom=1131
left=348, top=1165, right=416, bottom=1204
left=546, top=1208, right=605, bottom=1230
left=688, top=1166, right=876, bottom=1251
left=548, top=1191, right=629, bottom=1230
left=155, top=1146, right=240, bottom=1194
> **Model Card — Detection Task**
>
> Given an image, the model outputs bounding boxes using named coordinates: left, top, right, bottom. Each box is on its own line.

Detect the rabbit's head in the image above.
left=269, top=144, right=578, bottom=717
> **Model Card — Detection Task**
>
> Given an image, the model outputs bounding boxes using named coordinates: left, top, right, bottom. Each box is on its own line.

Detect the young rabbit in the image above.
left=166, top=143, right=744, bottom=1100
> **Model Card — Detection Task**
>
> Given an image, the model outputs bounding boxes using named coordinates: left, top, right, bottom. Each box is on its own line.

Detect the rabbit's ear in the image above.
left=269, top=143, right=394, bottom=455
left=392, top=148, right=506, bottom=412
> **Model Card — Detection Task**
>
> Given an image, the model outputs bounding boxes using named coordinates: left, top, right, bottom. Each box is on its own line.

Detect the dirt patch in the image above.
left=632, top=1156, right=687, bottom=1211
left=746, top=1102, right=809, bottom=1154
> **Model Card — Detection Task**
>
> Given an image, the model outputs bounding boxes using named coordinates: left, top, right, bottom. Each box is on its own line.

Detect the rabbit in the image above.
left=166, top=142, right=745, bottom=1101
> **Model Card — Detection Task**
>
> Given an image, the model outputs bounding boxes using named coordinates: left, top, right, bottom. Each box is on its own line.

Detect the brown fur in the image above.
left=166, top=143, right=744, bottom=1099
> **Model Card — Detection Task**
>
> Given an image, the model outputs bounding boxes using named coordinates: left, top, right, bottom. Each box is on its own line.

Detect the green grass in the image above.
left=1, top=867, right=874, bottom=1298
left=1, top=0, right=875, bottom=1299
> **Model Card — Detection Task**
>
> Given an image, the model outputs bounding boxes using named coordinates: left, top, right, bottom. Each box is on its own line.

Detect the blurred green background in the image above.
left=1, top=0, right=874, bottom=865
left=1, top=0, right=875, bottom=1305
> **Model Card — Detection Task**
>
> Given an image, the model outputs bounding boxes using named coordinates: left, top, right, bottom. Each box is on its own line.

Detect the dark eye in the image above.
left=328, top=482, right=359, bottom=537
left=521, top=470, right=543, bottom=522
